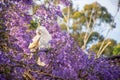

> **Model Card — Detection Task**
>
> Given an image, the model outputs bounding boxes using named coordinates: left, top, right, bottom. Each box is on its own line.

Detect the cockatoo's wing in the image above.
left=28, top=34, right=40, bottom=49
left=37, top=26, right=52, bottom=49
left=32, top=34, right=40, bottom=42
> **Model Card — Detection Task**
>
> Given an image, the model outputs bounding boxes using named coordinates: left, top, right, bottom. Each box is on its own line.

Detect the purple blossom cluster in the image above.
left=60, top=0, right=72, bottom=6
left=35, top=4, right=62, bottom=26
left=0, top=0, right=120, bottom=80
left=4, top=1, right=34, bottom=54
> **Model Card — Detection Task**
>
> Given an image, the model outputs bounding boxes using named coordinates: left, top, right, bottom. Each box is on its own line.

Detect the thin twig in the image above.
left=23, top=70, right=36, bottom=80
left=82, top=10, right=93, bottom=49
left=30, top=70, right=65, bottom=80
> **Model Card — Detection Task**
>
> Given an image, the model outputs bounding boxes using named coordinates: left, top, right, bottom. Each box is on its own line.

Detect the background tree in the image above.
left=60, top=2, right=116, bottom=57
left=90, top=39, right=117, bottom=57
left=113, top=43, right=120, bottom=56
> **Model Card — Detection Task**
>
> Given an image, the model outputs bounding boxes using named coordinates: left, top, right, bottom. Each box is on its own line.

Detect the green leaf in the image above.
left=29, top=20, right=38, bottom=30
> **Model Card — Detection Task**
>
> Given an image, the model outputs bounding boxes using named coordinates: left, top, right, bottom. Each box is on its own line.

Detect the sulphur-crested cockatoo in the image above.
left=28, top=25, right=52, bottom=66
left=28, top=25, right=52, bottom=52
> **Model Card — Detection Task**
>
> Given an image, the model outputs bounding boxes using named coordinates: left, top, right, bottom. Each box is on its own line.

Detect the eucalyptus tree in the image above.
left=61, top=2, right=116, bottom=57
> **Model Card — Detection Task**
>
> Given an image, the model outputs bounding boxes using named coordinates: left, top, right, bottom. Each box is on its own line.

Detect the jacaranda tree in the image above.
left=0, top=0, right=120, bottom=80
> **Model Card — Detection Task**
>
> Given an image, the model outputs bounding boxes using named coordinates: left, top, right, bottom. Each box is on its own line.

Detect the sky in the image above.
left=72, top=0, right=120, bottom=43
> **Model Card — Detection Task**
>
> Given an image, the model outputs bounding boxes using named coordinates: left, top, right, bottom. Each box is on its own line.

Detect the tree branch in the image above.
left=62, top=6, right=70, bottom=33
left=97, top=28, right=111, bottom=56
left=82, top=11, right=94, bottom=49
left=29, top=70, right=65, bottom=80
left=97, top=41, right=111, bottom=58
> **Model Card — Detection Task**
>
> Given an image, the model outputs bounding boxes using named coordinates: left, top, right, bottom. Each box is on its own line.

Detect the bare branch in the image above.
left=97, top=41, right=111, bottom=58
left=29, top=70, right=65, bottom=80
left=97, top=28, right=111, bottom=55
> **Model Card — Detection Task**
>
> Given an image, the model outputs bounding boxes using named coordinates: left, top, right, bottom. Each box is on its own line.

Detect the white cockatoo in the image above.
left=28, top=25, right=52, bottom=52
left=28, top=24, right=52, bottom=67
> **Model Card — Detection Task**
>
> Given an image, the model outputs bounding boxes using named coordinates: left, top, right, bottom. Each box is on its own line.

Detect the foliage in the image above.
left=61, top=1, right=116, bottom=56
left=29, top=20, right=38, bottom=30
left=90, top=39, right=117, bottom=56
left=71, top=32, right=104, bottom=47
left=113, top=43, right=120, bottom=56
left=0, top=0, right=120, bottom=80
